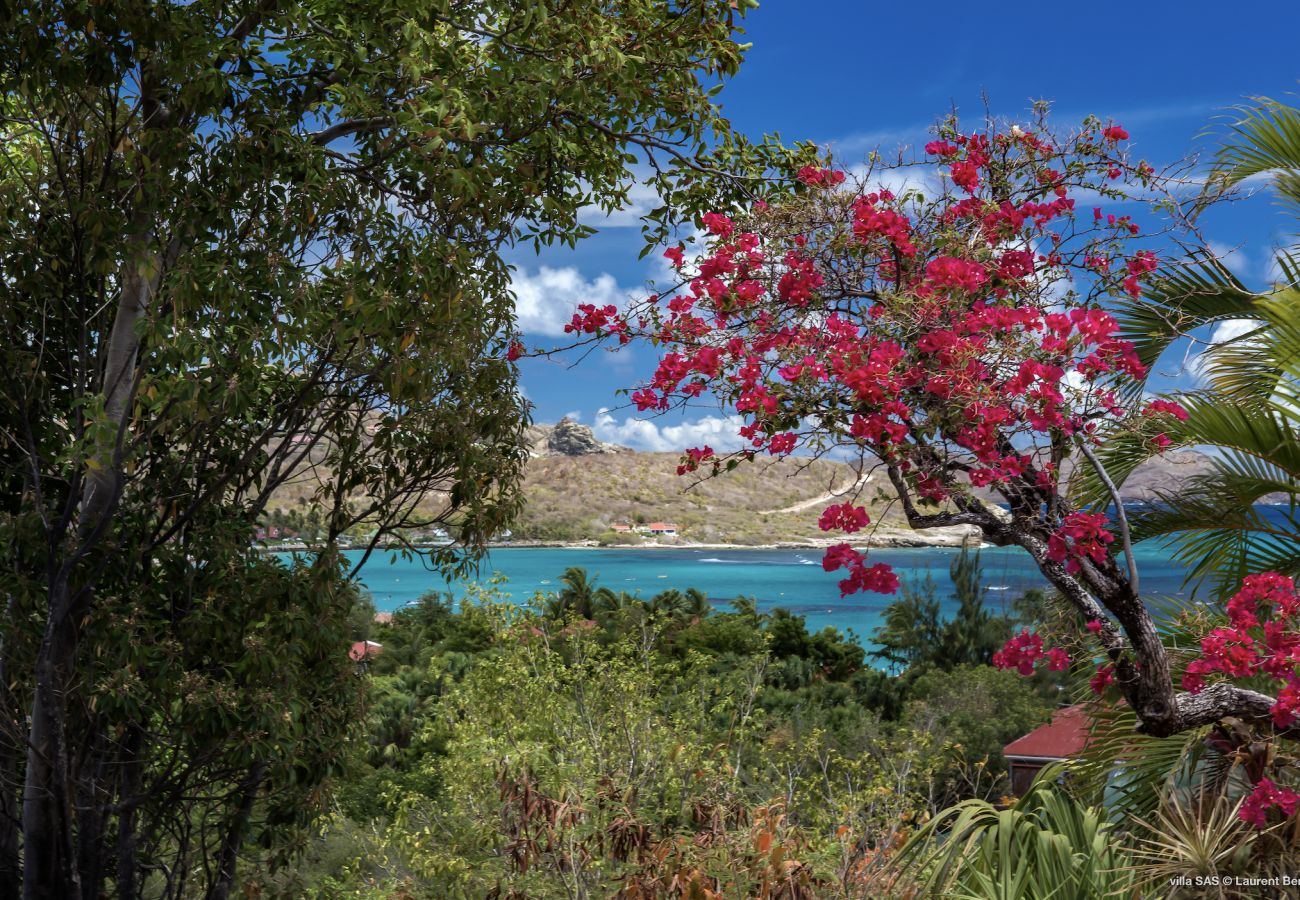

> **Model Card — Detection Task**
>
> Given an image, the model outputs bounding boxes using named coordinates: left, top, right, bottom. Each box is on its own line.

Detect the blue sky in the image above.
left=510, top=0, right=1300, bottom=451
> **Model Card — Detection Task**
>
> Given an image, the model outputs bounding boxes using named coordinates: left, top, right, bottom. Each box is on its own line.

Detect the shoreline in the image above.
left=261, top=524, right=984, bottom=554
left=484, top=525, right=982, bottom=552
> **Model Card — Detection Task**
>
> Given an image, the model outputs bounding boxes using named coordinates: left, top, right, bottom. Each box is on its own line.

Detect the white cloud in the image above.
left=643, top=222, right=705, bottom=288
left=1206, top=240, right=1251, bottom=278
left=846, top=163, right=944, bottom=201
left=1189, top=318, right=1264, bottom=381
left=511, top=265, right=636, bottom=337
left=829, top=125, right=927, bottom=160
left=592, top=408, right=747, bottom=453
left=1237, top=169, right=1278, bottom=192
left=1208, top=318, right=1262, bottom=346
left=577, top=180, right=663, bottom=228
left=1264, top=251, right=1289, bottom=286
left=872, top=166, right=946, bottom=200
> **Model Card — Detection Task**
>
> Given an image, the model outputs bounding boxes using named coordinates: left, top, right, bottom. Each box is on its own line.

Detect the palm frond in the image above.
left=1071, top=702, right=1210, bottom=833
left=891, top=771, right=1133, bottom=899
left=1076, top=393, right=1300, bottom=510
left=1111, top=249, right=1259, bottom=389
left=1199, top=288, right=1300, bottom=401
left=1274, top=247, right=1300, bottom=288
left=1213, top=98, right=1300, bottom=189
left=1131, top=472, right=1300, bottom=596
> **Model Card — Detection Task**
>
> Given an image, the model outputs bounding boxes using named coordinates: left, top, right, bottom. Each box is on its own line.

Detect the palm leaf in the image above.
left=1199, top=289, right=1300, bottom=402
left=1076, top=393, right=1300, bottom=508
left=1131, top=478, right=1300, bottom=596
left=891, top=772, right=1133, bottom=899
left=1070, top=701, right=1209, bottom=832
left=1111, top=248, right=1259, bottom=390
left=1212, top=98, right=1300, bottom=223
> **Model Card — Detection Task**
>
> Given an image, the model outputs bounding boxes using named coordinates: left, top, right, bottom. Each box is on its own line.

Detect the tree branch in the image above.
left=309, top=117, right=394, bottom=146
left=1076, top=437, right=1140, bottom=594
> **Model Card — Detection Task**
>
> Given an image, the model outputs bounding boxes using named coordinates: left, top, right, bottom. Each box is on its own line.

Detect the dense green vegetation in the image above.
left=0, top=2, right=812, bottom=894
left=248, top=549, right=1063, bottom=896
left=1, top=0, right=1294, bottom=888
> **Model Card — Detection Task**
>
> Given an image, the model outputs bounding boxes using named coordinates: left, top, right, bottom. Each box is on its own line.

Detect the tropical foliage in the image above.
left=3, top=0, right=1297, bottom=889
left=0, top=0, right=812, bottom=893
left=893, top=773, right=1134, bottom=900
left=253, top=561, right=1053, bottom=896
left=1097, top=97, right=1300, bottom=594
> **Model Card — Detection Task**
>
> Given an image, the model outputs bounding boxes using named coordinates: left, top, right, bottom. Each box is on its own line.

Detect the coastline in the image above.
left=260, top=524, right=982, bottom=554
left=492, top=523, right=981, bottom=551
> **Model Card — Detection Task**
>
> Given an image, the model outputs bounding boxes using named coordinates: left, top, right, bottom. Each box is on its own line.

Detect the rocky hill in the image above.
left=514, top=439, right=909, bottom=546
left=509, top=421, right=1217, bottom=547
left=266, top=418, right=1219, bottom=547
left=1102, top=449, right=1217, bottom=502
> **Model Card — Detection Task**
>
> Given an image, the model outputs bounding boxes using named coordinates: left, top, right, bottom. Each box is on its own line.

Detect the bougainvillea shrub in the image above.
left=565, top=113, right=1300, bottom=826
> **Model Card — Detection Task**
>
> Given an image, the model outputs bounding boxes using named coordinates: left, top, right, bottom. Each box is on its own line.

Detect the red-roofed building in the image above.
left=373, top=612, right=393, bottom=624
left=1003, top=703, right=1093, bottom=796
left=647, top=522, right=678, bottom=535
left=349, top=640, right=383, bottom=663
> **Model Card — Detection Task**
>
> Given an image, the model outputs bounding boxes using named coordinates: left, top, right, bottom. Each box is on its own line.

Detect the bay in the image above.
left=347, top=540, right=1199, bottom=645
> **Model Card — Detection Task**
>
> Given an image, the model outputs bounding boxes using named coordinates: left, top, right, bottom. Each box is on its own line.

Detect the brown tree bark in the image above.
left=206, top=761, right=266, bottom=900
left=21, top=604, right=80, bottom=899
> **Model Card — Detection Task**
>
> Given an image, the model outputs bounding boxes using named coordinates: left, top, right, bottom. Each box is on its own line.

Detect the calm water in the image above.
left=347, top=541, right=1200, bottom=644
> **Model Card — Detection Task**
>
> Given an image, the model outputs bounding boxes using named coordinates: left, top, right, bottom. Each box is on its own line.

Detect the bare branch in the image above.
left=1076, top=437, right=1140, bottom=594
left=309, top=117, right=394, bottom=146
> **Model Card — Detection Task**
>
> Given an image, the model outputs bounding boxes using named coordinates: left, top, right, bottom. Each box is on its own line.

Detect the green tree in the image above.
left=0, top=1, right=806, bottom=894
left=903, top=665, right=1054, bottom=804
left=547, top=566, right=601, bottom=620
left=683, top=587, right=712, bottom=618
left=870, top=545, right=1011, bottom=673
left=940, top=543, right=1012, bottom=667
left=868, top=573, right=945, bottom=673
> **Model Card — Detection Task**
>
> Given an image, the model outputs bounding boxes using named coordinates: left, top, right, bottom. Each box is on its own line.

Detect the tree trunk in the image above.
left=0, top=779, right=20, bottom=900
left=0, top=600, right=23, bottom=899
left=75, top=737, right=107, bottom=900
left=78, top=242, right=154, bottom=542
left=21, top=234, right=159, bottom=896
left=21, top=604, right=79, bottom=900
left=205, top=761, right=265, bottom=900
left=114, top=727, right=144, bottom=900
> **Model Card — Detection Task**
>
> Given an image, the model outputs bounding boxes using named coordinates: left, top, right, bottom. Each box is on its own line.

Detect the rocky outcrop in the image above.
left=529, top=418, right=630, bottom=457
left=1118, top=450, right=1217, bottom=502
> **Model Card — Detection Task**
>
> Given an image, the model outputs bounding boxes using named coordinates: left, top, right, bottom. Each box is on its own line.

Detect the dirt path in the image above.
left=759, top=471, right=873, bottom=515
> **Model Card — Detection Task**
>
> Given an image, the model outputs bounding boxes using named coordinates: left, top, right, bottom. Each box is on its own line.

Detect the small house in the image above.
left=1003, top=703, right=1092, bottom=796
left=349, top=640, right=384, bottom=662
left=647, top=522, right=678, bottom=535
left=610, top=523, right=633, bottom=533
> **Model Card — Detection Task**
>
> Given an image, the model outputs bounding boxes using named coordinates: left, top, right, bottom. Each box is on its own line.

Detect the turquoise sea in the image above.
left=347, top=541, right=1201, bottom=644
